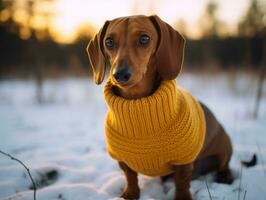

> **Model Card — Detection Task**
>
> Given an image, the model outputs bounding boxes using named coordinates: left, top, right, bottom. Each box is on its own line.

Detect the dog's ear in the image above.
left=149, top=15, right=185, bottom=80
left=87, top=21, right=110, bottom=85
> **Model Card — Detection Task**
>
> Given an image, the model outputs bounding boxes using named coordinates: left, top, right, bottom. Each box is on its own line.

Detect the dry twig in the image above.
left=0, top=149, right=37, bottom=200
left=204, top=176, right=213, bottom=200
left=243, top=190, right=247, bottom=200
left=238, top=163, right=243, bottom=200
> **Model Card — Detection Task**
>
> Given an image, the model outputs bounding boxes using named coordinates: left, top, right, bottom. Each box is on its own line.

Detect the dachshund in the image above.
left=87, top=15, right=256, bottom=200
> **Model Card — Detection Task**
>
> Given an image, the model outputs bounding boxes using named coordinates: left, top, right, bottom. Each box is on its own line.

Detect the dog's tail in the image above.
left=241, top=154, right=257, bottom=167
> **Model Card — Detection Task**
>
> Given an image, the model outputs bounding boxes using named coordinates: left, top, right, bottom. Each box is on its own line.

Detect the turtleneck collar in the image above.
left=104, top=79, right=186, bottom=138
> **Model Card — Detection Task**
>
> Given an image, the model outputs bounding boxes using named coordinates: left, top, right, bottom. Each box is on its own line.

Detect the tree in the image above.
left=238, top=0, right=266, bottom=118
left=174, top=19, right=188, bottom=38
left=199, top=0, right=225, bottom=38
left=238, top=0, right=265, bottom=37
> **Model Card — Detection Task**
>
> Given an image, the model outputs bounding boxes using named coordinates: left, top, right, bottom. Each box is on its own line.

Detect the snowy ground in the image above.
left=0, top=72, right=266, bottom=200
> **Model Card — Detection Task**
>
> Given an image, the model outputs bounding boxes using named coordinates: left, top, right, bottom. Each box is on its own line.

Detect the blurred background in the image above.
left=0, top=0, right=265, bottom=114
left=0, top=0, right=265, bottom=76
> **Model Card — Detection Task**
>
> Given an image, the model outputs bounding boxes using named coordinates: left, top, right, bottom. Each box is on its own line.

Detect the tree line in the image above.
left=0, top=0, right=265, bottom=78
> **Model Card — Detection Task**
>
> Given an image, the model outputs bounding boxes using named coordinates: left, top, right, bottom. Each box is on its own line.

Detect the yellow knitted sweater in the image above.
left=104, top=80, right=206, bottom=176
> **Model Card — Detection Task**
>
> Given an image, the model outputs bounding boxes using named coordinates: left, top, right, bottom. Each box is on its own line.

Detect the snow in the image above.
left=0, top=72, right=266, bottom=200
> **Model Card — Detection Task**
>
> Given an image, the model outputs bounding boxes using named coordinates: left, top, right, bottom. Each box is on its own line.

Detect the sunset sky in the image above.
left=5, top=0, right=263, bottom=43
left=51, top=0, right=251, bottom=41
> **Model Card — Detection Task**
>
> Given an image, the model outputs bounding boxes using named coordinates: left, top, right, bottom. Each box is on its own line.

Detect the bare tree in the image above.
left=238, top=0, right=266, bottom=118
left=253, top=66, right=265, bottom=118
left=238, top=0, right=265, bottom=37
left=199, top=0, right=225, bottom=39
left=174, top=19, right=188, bottom=37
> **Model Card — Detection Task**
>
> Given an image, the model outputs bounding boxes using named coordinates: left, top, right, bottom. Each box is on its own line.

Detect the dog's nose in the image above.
left=112, top=66, right=132, bottom=83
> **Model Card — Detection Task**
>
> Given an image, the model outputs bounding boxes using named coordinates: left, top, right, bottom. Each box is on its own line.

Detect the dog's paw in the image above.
left=121, top=187, right=140, bottom=199
left=216, top=169, right=234, bottom=184
left=174, top=190, right=192, bottom=200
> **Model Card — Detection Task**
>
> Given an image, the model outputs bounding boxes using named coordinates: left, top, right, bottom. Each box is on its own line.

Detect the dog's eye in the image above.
left=139, top=34, right=150, bottom=46
left=105, top=37, right=115, bottom=49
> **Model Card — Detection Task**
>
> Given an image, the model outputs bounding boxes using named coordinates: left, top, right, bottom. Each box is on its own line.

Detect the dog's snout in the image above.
left=112, top=66, right=132, bottom=83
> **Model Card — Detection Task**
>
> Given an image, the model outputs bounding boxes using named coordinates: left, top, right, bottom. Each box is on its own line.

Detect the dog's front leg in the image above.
left=173, top=163, right=193, bottom=200
left=119, top=161, right=140, bottom=199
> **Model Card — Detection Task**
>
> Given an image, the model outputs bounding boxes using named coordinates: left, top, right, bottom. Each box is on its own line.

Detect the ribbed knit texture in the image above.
left=104, top=79, right=206, bottom=176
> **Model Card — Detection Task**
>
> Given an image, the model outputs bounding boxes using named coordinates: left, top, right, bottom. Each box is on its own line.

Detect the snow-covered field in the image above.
left=0, top=72, right=266, bottom=200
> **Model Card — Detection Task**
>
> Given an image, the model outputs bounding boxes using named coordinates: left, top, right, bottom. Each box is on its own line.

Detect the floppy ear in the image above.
left=87, top=21, right=109, bottom=84
left=149, top=15, right=185, bottom=80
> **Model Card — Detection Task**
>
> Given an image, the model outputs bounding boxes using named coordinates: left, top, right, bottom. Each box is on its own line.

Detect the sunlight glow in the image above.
left=13, top=9, right=28, bottom=26
left=8, top=0, right=253, bottom=43
left=49, top=0, right=133, bottom=43
left=0, top=9, right=10, bottom=22
left=48, top=0, right=251, bottom=43
left=30, top=15, right=48, bottom=30
left=19, top=26, right=31, bottom=40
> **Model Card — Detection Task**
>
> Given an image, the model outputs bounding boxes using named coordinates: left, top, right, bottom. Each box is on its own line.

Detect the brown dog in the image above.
left=87, top=15, right=248, bottom=200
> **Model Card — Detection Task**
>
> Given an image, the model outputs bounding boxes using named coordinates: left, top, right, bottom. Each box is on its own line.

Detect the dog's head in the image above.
left=87, top=15, right=185, bottom=88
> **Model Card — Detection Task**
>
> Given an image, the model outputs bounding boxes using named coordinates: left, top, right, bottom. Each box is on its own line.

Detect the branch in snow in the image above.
left=0, top=149, right=37, bottom=200
left=238, top=163, right=243, bottom=200
left=243, top=190, right=247, bottom=200
left=204, top=176, right=212, bottom=200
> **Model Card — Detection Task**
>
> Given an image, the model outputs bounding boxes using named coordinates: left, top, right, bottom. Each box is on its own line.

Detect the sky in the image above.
left=8, top=0, right=257, bottom=43
left=50, top=0, right=251, bottom=42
